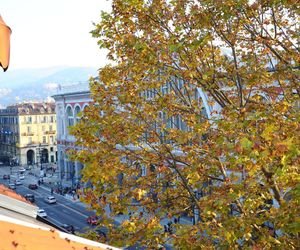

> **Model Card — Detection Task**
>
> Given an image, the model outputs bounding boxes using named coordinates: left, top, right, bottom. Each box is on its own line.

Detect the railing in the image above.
left=46, top=131, right=56, bottom=135
left=26, top=141, right=39, bottom=146
left=55, top=81, right=90, bottom=95
left=21, top=132, right=34, bottom=136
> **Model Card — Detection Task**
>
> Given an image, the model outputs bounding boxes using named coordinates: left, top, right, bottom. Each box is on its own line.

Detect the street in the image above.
left=0, top=165, right=96, bottom=234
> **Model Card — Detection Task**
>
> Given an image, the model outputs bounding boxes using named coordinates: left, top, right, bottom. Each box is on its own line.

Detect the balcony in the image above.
left=46, top=131, right=56, bottom=135
left=21, top=132, right=34, bottom=136
left=26, top=141, right=38, bottom=146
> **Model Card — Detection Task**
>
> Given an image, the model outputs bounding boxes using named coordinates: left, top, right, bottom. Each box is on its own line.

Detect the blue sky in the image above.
left=1, top=0, right=111, bottom=70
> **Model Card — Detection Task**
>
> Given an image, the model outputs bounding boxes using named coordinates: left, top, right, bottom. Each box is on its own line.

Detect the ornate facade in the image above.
left=52, top=82, right=91, bottom=185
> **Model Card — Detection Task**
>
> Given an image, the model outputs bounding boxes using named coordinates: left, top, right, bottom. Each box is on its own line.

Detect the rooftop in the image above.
left=0, top=102, right=55, bottom=115
left=55, top=81, right=90, bottom=96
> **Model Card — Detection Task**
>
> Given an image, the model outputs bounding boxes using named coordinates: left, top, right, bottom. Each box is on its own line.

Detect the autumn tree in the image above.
left=71, top=0, right=300, bottom=249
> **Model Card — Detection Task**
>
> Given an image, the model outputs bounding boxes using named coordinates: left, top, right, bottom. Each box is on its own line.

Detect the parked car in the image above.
left=8, top=183, right=16, bottom=190
left=3, top=174, right=10, bottom=180
left=86, top=215, right=100, bottom=225
left=37, top=208, right=47, bottom=218
left=19, top=175, right=25, bottom=180
left=15, top=179, right=22, bottom=186
left=28, top=184, right=38, bottom=190
left=61, top=224, right=75, bottom=234
left=24, top=194, right=35, bottom=203
left=44, top=196, right=57, bottom=204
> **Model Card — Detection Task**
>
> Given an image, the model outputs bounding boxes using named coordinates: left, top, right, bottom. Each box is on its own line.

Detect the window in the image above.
left=49, top=125, right=53, bottom=131
left=74, top=106, right=81, bottom=124
left=50, top=116, right=54, bottom=123
left=27, top=126, right=31, bottom=133
left=43, top=136, right=46, bottom=143
left=141, top=165, right=147, bottom=176
left=28, top=137, right=32, bottom=144
left=161, top=83, right=170, bottom=95
left=50, top=136, right=54, bottom=143
left=66, top=106, right=74, bottom=126
left=40, top=116, right=47, bottom=123
left=50, top=147, right=53, bottom=152
left=42, top=126, right=45, bottom=132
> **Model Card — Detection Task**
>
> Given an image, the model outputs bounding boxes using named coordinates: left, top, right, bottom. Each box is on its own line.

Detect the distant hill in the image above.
left=0, top=66, right=97, bottom=108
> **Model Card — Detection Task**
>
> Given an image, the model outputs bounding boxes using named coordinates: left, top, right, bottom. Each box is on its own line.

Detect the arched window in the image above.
left=66, top=106, right=74, bottom=126
left=74, top=106, right=81, bottom=124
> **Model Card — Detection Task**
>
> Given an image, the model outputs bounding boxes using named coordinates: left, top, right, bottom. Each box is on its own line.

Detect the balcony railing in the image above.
left=21, top=132, right=34, bottom=136
left=46, top=131, right=56, bottom=135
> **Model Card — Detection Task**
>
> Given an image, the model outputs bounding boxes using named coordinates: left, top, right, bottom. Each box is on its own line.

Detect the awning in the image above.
left=0, top=15, right=11, bottom=72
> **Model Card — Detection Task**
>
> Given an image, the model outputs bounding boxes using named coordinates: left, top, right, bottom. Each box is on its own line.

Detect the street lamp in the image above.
left=0, top=15, right=11, bottom=72
left=38, top=144, right=45, bottom=171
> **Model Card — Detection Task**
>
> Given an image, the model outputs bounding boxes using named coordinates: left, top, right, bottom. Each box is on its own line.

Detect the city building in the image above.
left=52, top=82, right=91, bottom=186
left=0, top=102, right=57, bottom=167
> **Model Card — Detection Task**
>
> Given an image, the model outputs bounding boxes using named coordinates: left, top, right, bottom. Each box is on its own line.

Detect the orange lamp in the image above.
left=0, top=15, right=11, bottom=72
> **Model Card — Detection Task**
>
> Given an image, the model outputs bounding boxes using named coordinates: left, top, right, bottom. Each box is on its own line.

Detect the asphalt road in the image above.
left=0, top=165, right=96, bottom=234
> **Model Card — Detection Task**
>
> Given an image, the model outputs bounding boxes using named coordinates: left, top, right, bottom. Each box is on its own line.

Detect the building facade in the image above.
left=52, top=82, right=91, bottom=186
left=0, top=102, right=57, bottom=166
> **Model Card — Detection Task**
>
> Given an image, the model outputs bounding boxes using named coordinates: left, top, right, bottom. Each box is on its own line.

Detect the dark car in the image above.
left=86, top=215, right=100, bottom=225
left=61, top=224, right=75, bottom=234
left=95, top=228, right=108, bottom=241
left=28, top=184, right=38, bottom=190
left=3, top=174, right=10, bottom=180
left=24, top=194, right=35, bottom=203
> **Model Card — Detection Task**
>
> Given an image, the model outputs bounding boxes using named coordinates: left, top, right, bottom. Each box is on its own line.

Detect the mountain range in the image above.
left=0, top=66, right=97, bottom=108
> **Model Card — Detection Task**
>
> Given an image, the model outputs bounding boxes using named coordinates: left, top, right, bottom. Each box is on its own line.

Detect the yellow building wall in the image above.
left=19, top=114, right=56, bottom=147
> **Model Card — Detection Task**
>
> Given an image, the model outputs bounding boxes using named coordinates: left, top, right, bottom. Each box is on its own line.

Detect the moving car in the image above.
left=8, top=183, right=16, bottom=189
left=61, top=224, right=75, bottom=234
left=86, top=215, right=100, bottom=225
left=19, top=168, right=25, bottom=174
left=37, top=208, right=47, bottom=218
left=44, top=196, right=56, bottom=204
left=28, top=184, right=38, bottom=190
left=19, top=175, right=25, bottom=180
left=24, top=194, right=35, bottom=203
left=15, top=179, right=22, bottom=186
left=3, top=174, right=10, bottom=180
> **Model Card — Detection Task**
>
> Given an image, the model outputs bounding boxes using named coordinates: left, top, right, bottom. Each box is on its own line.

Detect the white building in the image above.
left=52, top=82, right=91, bottom=186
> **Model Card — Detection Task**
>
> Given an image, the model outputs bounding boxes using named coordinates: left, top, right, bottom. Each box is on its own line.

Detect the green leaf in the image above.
left=240, top=137, right=253, bottom=150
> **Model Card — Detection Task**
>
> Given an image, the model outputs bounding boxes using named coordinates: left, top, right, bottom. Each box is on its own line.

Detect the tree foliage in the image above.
left=71, top=0, right=300, bottom=249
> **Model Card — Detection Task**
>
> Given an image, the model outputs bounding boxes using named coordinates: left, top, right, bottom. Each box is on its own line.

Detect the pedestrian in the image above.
left=38, top=180, right=40, bottom=186
left=51, top=188, right=54, bottom=194
left=174, top=217, right=178, bottom=224
left=164, top=225, right=168, bottom=233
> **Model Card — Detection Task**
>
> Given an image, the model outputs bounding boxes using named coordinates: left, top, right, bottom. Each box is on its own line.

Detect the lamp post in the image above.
left=0, top=15, right=11, bottom=72
left=38, top=144, right=45, bottom=171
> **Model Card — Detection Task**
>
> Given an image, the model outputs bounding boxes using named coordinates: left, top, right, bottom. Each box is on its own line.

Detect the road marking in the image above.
left=58, top=203, right=88, bottom=218
left=47, top=216, right=64, bottom=226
